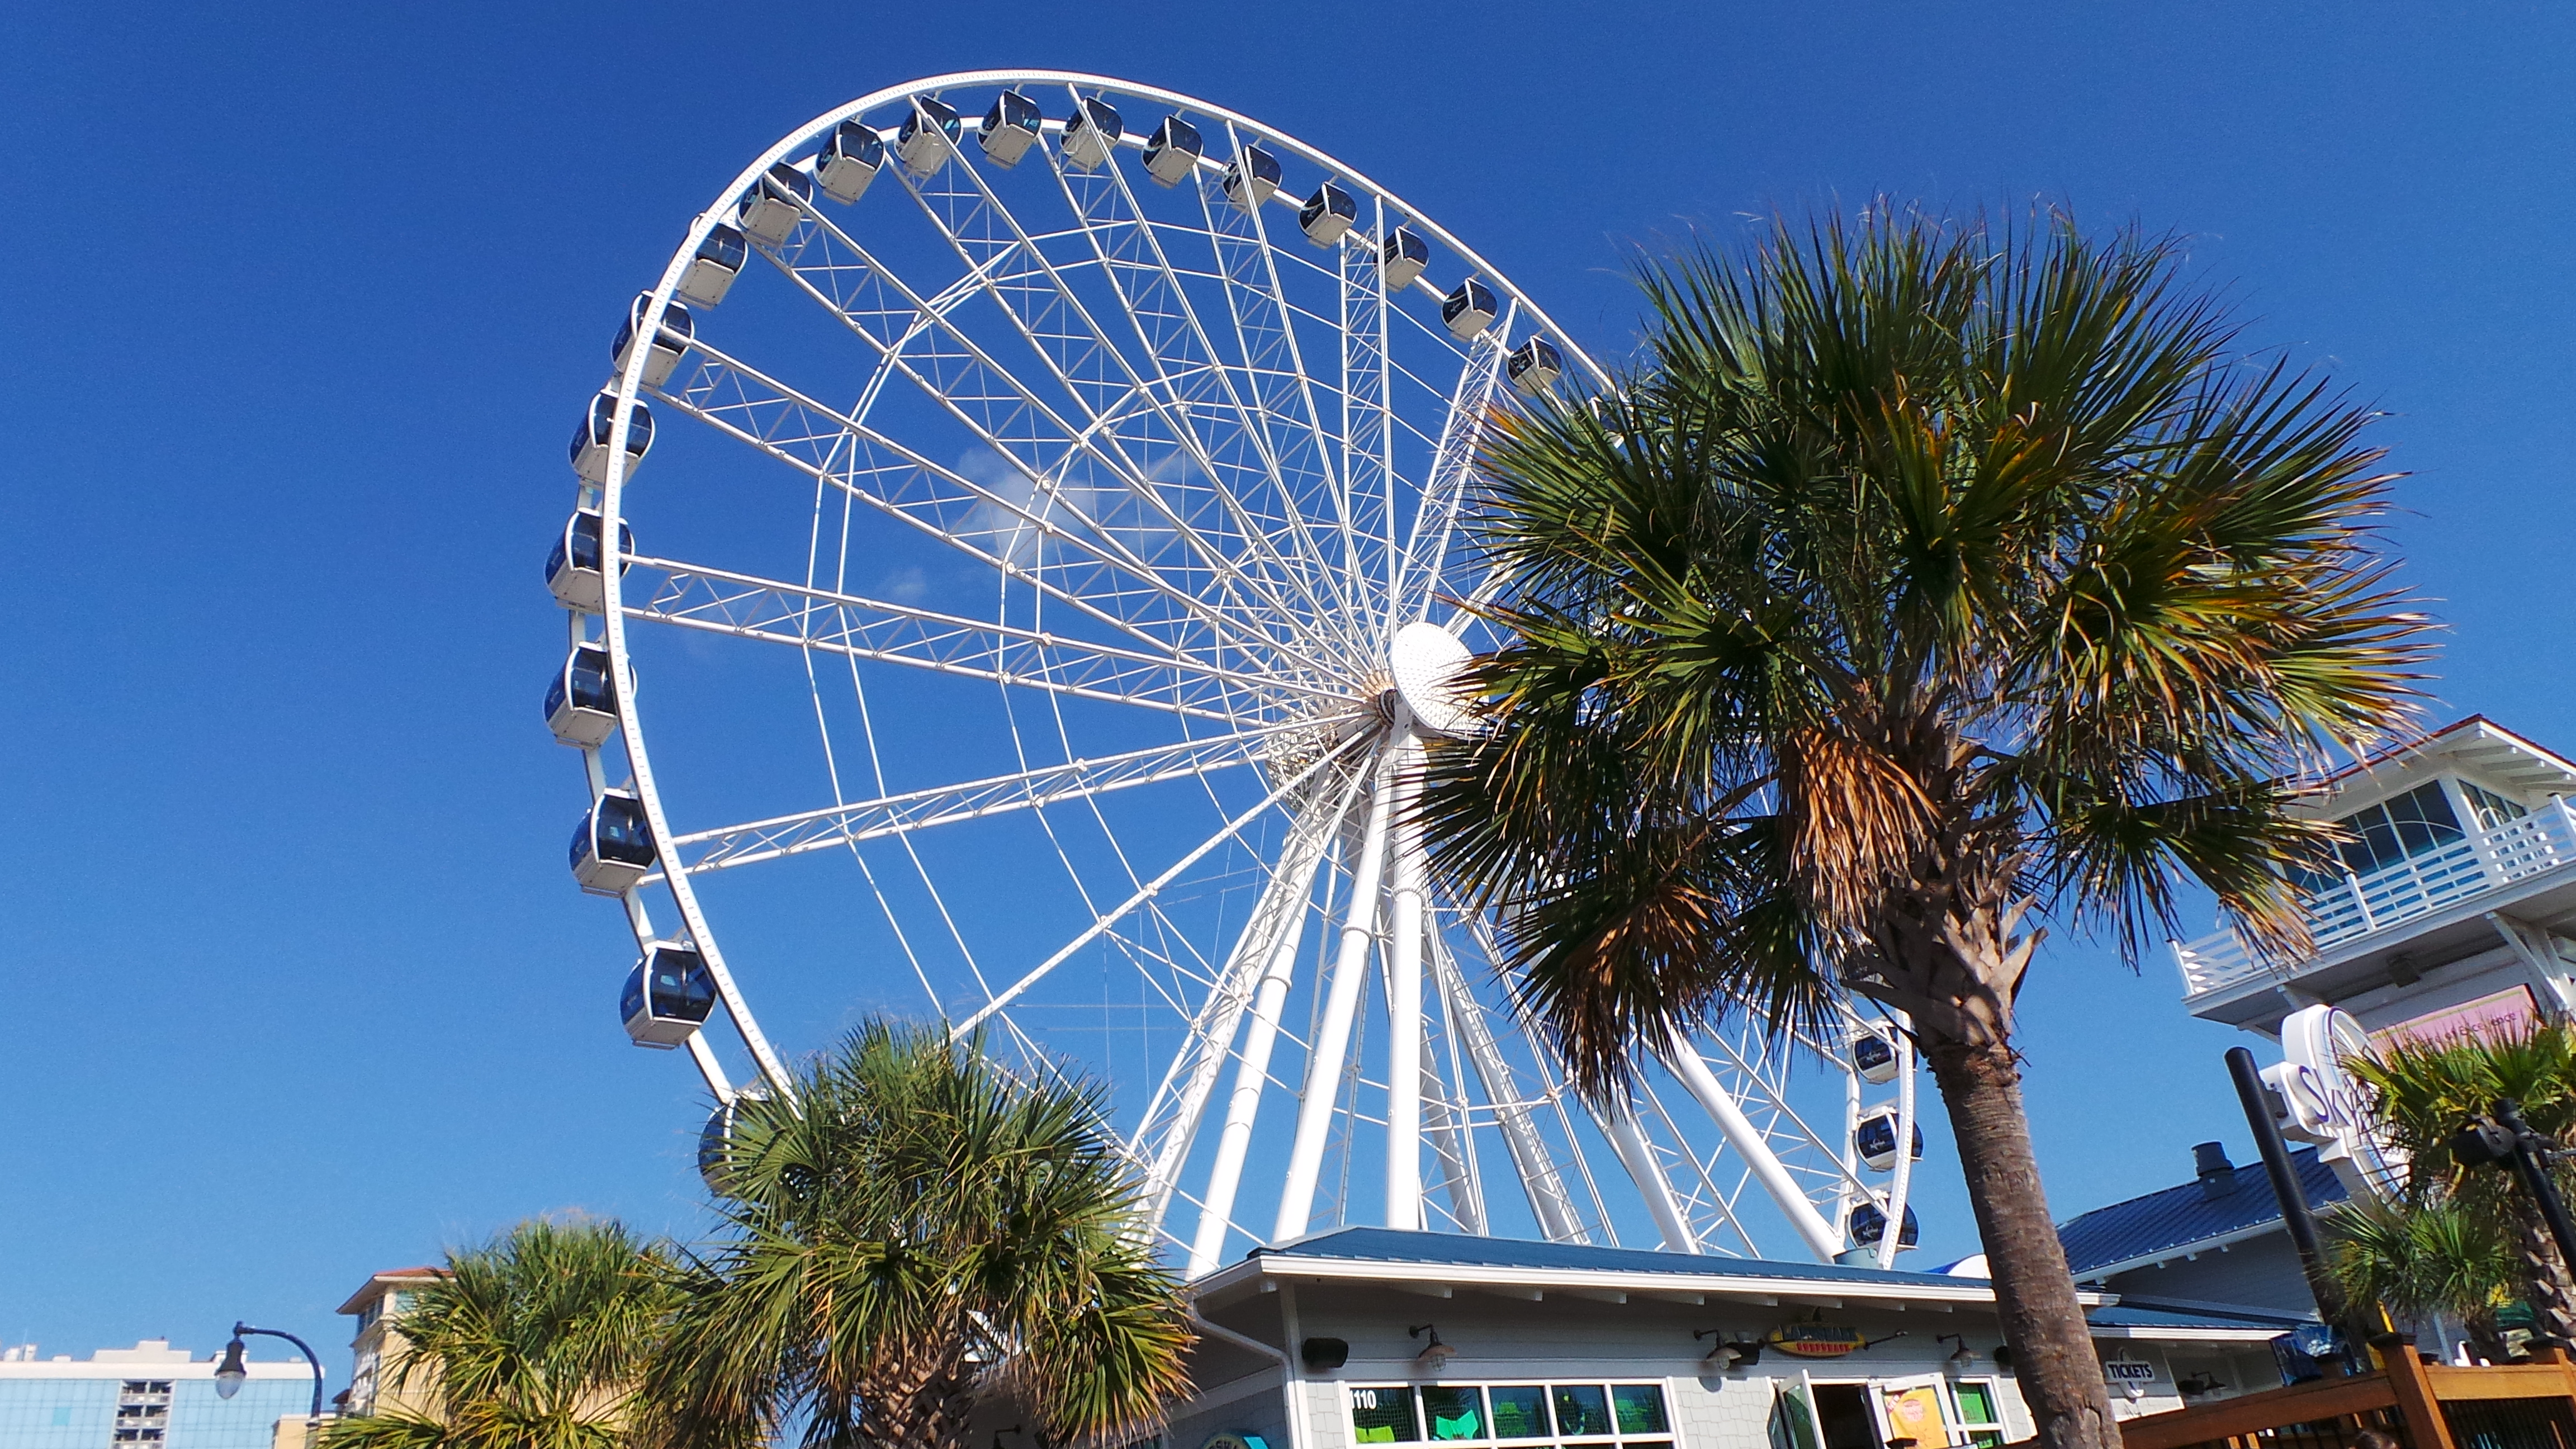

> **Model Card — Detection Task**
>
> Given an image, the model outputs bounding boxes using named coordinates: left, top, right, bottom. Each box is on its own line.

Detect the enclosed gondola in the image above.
left=1222, top=144, right=1280, bottom=212
left=697, top=1085, right=771, bottom=1193
left=1854, top=1107, right=1924, bottom=1173
left=1059, top=96, right=1123, bottom=171
left=1848, top=1201, right=1920, bottom=1250
left=543, top=642, right=618, bottom=747
left=736, top=160, right=812, bottom=246
left=610, top=293, right=693, bottom=390
left=1441, top=277, right=1497, bottom=341
left=1381, top=227, right=1429, bottom=290
left=1299, top=182, right=1356, bottom=246
left=815, top=120, right=886, bottom=203
left=978, top=90, right=1043, bottom=168
left=570, top=790, right=655, bottom=895
left=1142, top=115, right=1202, bottom=187
left=545, top=509, right=634, bottom=612
left=569, top=391, right=654, bottom=485
left=897, top=96, right=962, bottom=174
left=1507, top=336, right=1563, bottom=397
left=678, top=224, right=747, bottom=307
left=1852, top=1031, right=1900, bottom=1084
left=622, top=943, right=717, bottom=1047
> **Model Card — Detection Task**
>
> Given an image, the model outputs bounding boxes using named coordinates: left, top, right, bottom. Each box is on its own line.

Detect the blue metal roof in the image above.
left=2087, top=1294, right=2313, bottom=1331
left=2056, top=1149, right=2348, bottom=1278
left=1259, top=1226, right=1987, bottom=1289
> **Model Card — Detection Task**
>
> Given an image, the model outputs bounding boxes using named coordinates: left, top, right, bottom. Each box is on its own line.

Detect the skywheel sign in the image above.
left=2262, top=1004, right=2404, bottom=1202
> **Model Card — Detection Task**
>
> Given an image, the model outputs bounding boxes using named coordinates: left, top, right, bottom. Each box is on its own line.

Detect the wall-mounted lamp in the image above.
left=1938, top=1334, right=1976, bottom=1369
left=1693, top=1329, right=1763, bottom=1369
left=1408, top=1324, right=1456, bottom=1372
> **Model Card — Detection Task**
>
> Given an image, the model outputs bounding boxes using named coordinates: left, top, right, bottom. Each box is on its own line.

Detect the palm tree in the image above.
left=2347, top=1024, right=2576, bottom=1344
left=1423, top=203, right=2430, bottom=1449
left=321, top=1218, right=675, bottom=1449
left=2323, top=1196, right=2517, bottom=1363
left=642, top=1021, right=1194, bottom=1449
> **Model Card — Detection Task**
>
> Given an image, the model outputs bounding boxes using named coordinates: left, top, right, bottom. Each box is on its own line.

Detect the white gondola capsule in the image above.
left=1222, top=144, right=1281, bottom=212
left=736, top=160, right=812, bottom=246
left=1442, top=278, right=1498, bottom=342
left=1060, top=96, right=1123, bottom=171
left=1507, top=337, right=1564, bottom=397
left=816, top=120, right=886, bottom=203
left=622, top=943, right=717, bottom=1048
left=545, top=509, right=634, bottom=612
left=979, top=90, right=1044, bottom=168
left=1299, top=182, right=1356, bottom=246
left=697, top=1084, right=772, bottom=1194
left=1854, top=1108, right=1925, bottom=1173
left=569, top=391, right=653, bottom=485
left=1852, top=1031, right=1900, bottom=1085
left=610, top=293, right=693, bottom=390
left=897, top=96, right=962, bottom=174
left=543, top=642, right=617, bottom=747
left=1848, top=1201, right=1920, bottom=1249
left=1142, top=116, right=1202, bottom=187
left=1381, top=227, right=1429, bottom=290
left=678, top=224, right=747, bottom=307
left=570, top=790, right=655, bottom=895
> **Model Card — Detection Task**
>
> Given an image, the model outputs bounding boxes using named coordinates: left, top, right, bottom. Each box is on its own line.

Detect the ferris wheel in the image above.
left=546, top=71, right=1927, bottom=1270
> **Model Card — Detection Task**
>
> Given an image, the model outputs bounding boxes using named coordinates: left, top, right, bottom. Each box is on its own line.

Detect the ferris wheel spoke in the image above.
left=1692, top=1029, right=1877, bottom=1201
left=1043, top=119, right=1375, bottom=669
left=655, top=351, right=1293, bottom=671
left=1426, top=910, right=1588, bottom=1244
left=656, top=723, right=1338, bottom=877
left=1395, top=319, right=1511, bottom=626
left=760, top=205, right=1337, bottom=660
left=844, top=142, right=1356, bottom=661
left=625, top=554, right=1334, bottom=722
left=951, top=729, right=1368, bottom=1042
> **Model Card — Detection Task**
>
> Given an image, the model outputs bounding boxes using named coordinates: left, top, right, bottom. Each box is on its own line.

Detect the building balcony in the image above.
left=2174, top=793, right=2576, bottom=1019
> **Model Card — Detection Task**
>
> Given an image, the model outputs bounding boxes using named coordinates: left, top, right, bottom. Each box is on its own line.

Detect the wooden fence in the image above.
left=2120, top=1335, right=2576, bottom=1449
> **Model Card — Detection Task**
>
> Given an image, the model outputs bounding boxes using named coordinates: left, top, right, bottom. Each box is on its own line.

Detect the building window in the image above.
left=1347, top=1382, right=1674, bottom=1447
left=2305, top=782, right=2465, bottom=883
left=1950, top=1381, right=2005, bottom=1449
left=2461, top=781, right=2530, bottom=831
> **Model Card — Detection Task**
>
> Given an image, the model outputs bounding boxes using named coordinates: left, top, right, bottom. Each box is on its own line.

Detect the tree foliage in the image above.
left=319, top=1218, right=675, bottom=1449
left=640, top=1021, right=1194, bottom=1449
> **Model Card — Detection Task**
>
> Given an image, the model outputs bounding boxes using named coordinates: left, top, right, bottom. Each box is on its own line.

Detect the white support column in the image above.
left=1665, top=1023, right=1845, bottom=1262
left=1186, top=782, right=1353, bottom=1276
left=1601, top=1100, right=1696, bottom=1253
left=1275, top=739, right=1396, bottom=1243
left=1384, top=728, right=1428, bottom=1232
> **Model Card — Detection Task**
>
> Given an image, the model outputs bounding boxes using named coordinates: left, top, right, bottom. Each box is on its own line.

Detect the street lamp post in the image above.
left=214, top=1323, right=326, bottom=1429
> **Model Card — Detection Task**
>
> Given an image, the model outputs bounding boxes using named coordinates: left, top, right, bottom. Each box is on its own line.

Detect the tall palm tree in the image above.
left=642, top=1021, right=1194, bottom=1449
left=321, top=1218, right=675, bottom=1449
left=2347, top=1024, right=2576, bottom=1344
left=1424, top=204, right=2429, bottom=1449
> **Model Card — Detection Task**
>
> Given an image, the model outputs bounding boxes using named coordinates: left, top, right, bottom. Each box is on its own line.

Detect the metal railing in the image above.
left=2174, top=797, right=2576, bottom=1000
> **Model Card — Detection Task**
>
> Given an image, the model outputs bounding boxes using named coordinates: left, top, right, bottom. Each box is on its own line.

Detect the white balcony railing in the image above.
left=2174, top=795, right=2576, bottom=999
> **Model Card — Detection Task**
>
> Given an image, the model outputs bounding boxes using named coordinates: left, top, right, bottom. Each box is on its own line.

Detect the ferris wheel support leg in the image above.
left=1186, top=791, right=1348, bottom=1277
left=1384, top=728, right=1428, bottom=1232
left=1601, top=1100, right=1697, bottom=1253
left=1275, top=739, right=1396, bottom=1244
left=1664, top=1023, right=1845, bottom=1262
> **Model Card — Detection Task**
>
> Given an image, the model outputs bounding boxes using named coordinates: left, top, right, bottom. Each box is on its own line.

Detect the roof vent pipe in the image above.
left=2194, top=1142, right=2238, bottom=1199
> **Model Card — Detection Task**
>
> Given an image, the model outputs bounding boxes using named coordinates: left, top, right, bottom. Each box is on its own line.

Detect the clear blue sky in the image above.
left=2, top=0, right=2570, bottom=1385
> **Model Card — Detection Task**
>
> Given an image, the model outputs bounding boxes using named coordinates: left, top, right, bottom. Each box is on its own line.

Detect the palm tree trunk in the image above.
left=2507, top=1200, right=2576, bottom=1348
left=1924, top=1035, right=2122, bottom=1449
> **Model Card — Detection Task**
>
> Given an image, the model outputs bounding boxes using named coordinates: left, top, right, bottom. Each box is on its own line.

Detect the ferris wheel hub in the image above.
left=1388, top=622, right=1478, bottom=740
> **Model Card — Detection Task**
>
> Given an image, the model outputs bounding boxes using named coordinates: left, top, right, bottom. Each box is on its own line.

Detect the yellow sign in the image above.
left=1883, top=1385, right=1946, bottom=1447
left=1765, top=1324, right=1870, bottom=1357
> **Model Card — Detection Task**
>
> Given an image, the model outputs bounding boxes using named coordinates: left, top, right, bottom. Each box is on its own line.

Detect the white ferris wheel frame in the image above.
left=566, top=70, right=1924, bottom=1271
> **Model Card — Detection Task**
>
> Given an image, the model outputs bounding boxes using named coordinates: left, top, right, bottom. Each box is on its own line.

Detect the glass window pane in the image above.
left=1421, top=1387, right=1484, bottom=1441
left=1350, top=1386, right=1419, bottom=1444
left=1554, top=1385, right=1613, bottom=1438
left=1613, top=1385, right=1669, bottom=1435
left=1489, top=1386, right=1550, bottom=1439
left=1953, top=1382, right=1997, bottom=1425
